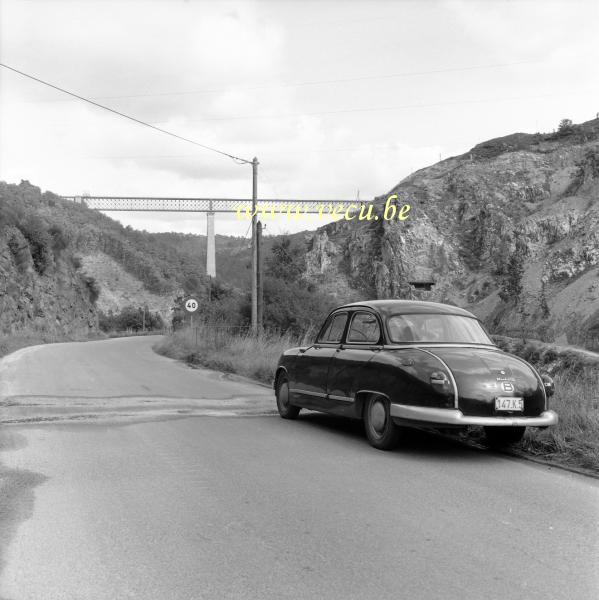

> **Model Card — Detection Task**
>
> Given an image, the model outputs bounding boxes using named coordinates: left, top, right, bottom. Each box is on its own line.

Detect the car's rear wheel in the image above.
left=484, top=426, right=526, bottom=448
left=364, top=395, right=401, bottom=450
left=276, top=374, right=301, bottom=419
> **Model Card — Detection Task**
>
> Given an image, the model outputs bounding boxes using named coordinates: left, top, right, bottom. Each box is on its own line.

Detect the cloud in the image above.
left=1, top=0, right=598, bottom=239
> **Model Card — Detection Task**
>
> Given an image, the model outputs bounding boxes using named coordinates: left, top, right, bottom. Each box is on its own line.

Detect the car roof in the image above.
left=335, top=299, right=477, bottom=319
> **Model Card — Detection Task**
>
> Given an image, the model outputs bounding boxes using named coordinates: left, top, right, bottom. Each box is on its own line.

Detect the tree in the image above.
left=499, top=251, right=525, bottom=303
left=539, top=280, right=550, bottom=319
left=260, top=277, right=336, bottom=336
left=265, top=237, right=305, bottom=283
left=558, top=118, right=573, bottom=134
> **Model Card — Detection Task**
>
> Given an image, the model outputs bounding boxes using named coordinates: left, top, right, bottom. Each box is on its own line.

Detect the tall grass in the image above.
left=522, top=368, right=599, bottom=470
left=153, top=326, right=314, bottom=384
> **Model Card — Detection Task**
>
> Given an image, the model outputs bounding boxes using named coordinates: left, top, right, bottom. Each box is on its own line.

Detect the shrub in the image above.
left=7, top=227, right=33, bottom=273
left=99, top=306, right=165, bottom=332
left=49, top=224, right=69, bottom=257
left=81, top=274, right=101, bottom=303
left=541, top=348, right=558, bottom=364
left=18, top=215, right=53, bottom=275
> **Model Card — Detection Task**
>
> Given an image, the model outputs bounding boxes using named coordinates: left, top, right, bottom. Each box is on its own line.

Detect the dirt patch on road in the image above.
left=0, top=394, right=277, bottom=426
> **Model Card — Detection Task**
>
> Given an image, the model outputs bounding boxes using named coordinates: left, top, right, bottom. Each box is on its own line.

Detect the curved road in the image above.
left=0, top=337, right=597, bottom=599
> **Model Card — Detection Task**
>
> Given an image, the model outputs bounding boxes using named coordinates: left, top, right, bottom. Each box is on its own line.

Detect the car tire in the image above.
left=364, top=395, right=401, bottom=450
left=276, top=374, right=301, bottom=420
left=484, top=426, right=526, bottom=448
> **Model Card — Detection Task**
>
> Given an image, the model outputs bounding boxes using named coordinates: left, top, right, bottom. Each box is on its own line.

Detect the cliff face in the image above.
left=303, top=118, right=599, bottom=350
left=80, top=253, right=177, bottom=323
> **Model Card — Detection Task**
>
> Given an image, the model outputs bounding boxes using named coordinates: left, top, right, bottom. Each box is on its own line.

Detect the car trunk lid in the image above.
left=422, top=346, right=545, bottom=417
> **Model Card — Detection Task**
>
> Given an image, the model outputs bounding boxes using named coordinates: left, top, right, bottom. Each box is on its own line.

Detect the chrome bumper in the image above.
left=390, top=404, right=558, bottom=427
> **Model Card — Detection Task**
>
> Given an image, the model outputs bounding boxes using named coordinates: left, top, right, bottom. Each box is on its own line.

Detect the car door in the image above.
left=326, top=310, right=383, bottom=415
left=291, top=311, right=348, bottom=410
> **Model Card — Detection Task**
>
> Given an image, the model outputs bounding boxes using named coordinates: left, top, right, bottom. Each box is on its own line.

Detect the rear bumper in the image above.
left=390, top=404, right=558, bottom=427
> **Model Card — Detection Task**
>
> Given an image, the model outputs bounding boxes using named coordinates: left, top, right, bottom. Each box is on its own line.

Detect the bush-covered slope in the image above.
left=0, top=181, right=252, bottom=334
left=0, top=181, right=99, bottom=339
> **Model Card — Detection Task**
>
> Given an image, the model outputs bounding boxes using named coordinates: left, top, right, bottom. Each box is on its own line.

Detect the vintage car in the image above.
left=274, top=300, right=557, bottom=450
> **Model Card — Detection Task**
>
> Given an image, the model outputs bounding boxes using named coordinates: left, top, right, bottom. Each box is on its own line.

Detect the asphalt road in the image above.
left=0, top=337, right=598, bottom=600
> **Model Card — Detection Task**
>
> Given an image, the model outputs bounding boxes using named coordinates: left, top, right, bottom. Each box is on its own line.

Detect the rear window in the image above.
left=347, top=312, right=381, bottom=343
left=387, top=314, right=493, bottom=344
left=318, top=313, right=347, bottom=343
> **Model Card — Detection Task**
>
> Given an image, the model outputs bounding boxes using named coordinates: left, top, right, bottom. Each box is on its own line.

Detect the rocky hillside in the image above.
left=0, top=182, right=98, bottom=338
left=302, top=118, right=599, bottom=350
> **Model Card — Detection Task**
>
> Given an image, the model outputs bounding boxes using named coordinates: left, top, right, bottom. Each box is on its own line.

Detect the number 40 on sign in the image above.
left=185, top=298, right=199, bottom=313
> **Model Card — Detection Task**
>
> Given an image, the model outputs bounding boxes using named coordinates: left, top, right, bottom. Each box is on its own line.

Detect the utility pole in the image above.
left=257, top=220, right=263, bottom=333
left=206, top=200, right=215, bottom=278
left=251, top=157, right=259, bottom=335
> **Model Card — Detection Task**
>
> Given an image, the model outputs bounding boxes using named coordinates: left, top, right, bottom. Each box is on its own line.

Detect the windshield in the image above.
left=386, top=314, right=494, bottom=344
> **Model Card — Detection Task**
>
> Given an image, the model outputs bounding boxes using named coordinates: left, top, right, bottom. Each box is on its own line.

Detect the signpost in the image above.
left=184, top=297, right=199, bottom=330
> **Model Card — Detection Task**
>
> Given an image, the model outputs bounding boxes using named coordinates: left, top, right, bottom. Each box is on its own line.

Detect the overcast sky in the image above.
left=1, top=0, right=598, bottom=237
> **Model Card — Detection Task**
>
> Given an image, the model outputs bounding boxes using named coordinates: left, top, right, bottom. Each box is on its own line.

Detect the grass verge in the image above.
left=155, top=328, right=599, bottom=474
left=492, top=335, right=599, bottom=472
left=153, top=326, right=307, bottom=384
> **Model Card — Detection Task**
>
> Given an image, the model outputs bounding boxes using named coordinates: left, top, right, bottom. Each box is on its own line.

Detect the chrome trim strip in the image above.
left=416, top=348, right=459, bottom=409
left=384, top=343, right=499, bottom=350
left=328, top=394, right=354, bottom=403
left=289, top=388, right=327, bottom=398
left=389, top=404, right=558, bottom=427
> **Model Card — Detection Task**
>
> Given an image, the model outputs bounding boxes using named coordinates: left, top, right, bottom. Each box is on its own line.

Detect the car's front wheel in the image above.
left=276, top=374, right=301, bottom=419
left=364, top=395, right=402, bottom=450
left=484, top=426, right=526, bottom=448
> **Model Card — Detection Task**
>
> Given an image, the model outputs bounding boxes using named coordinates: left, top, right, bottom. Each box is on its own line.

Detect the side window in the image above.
left=347, top=312, right=381, bottom=344
left=318, top=313, right=347, bottom=343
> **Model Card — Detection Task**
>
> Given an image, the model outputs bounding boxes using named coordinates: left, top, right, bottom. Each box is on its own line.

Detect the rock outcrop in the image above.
left=303, top=118, right=599, bottom=350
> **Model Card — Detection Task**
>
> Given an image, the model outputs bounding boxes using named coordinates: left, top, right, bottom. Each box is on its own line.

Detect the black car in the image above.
left=274, top=300, right=557, bottom=450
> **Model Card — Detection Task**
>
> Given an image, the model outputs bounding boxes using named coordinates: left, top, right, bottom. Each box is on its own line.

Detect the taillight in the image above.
left=430, top=371, right=453, bottom=395
left=541, top=373, right=555, bottom=398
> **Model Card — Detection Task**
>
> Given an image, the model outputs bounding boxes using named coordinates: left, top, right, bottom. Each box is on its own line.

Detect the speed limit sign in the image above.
left=184, top=298, right=199, bottom=313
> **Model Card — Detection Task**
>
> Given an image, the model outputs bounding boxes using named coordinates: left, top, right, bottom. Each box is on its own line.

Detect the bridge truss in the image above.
left=61, top=196, right=372, bottom=214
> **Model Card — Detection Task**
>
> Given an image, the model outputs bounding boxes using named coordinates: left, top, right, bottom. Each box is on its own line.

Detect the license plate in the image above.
left=495, top=397, right=524, bottom=411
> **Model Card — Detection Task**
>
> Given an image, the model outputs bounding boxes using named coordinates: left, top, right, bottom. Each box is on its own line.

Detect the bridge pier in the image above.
left=206, top=211, right=215, bottom=278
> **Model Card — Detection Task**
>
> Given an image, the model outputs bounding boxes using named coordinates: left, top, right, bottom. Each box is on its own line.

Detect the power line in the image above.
left=14, top=60, right=538, bottom=103
left=0, top=62, right=252, bottom=164
left=153, top=88, right=597, bottom=124
left=83, top=60, right=539, bottom=100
